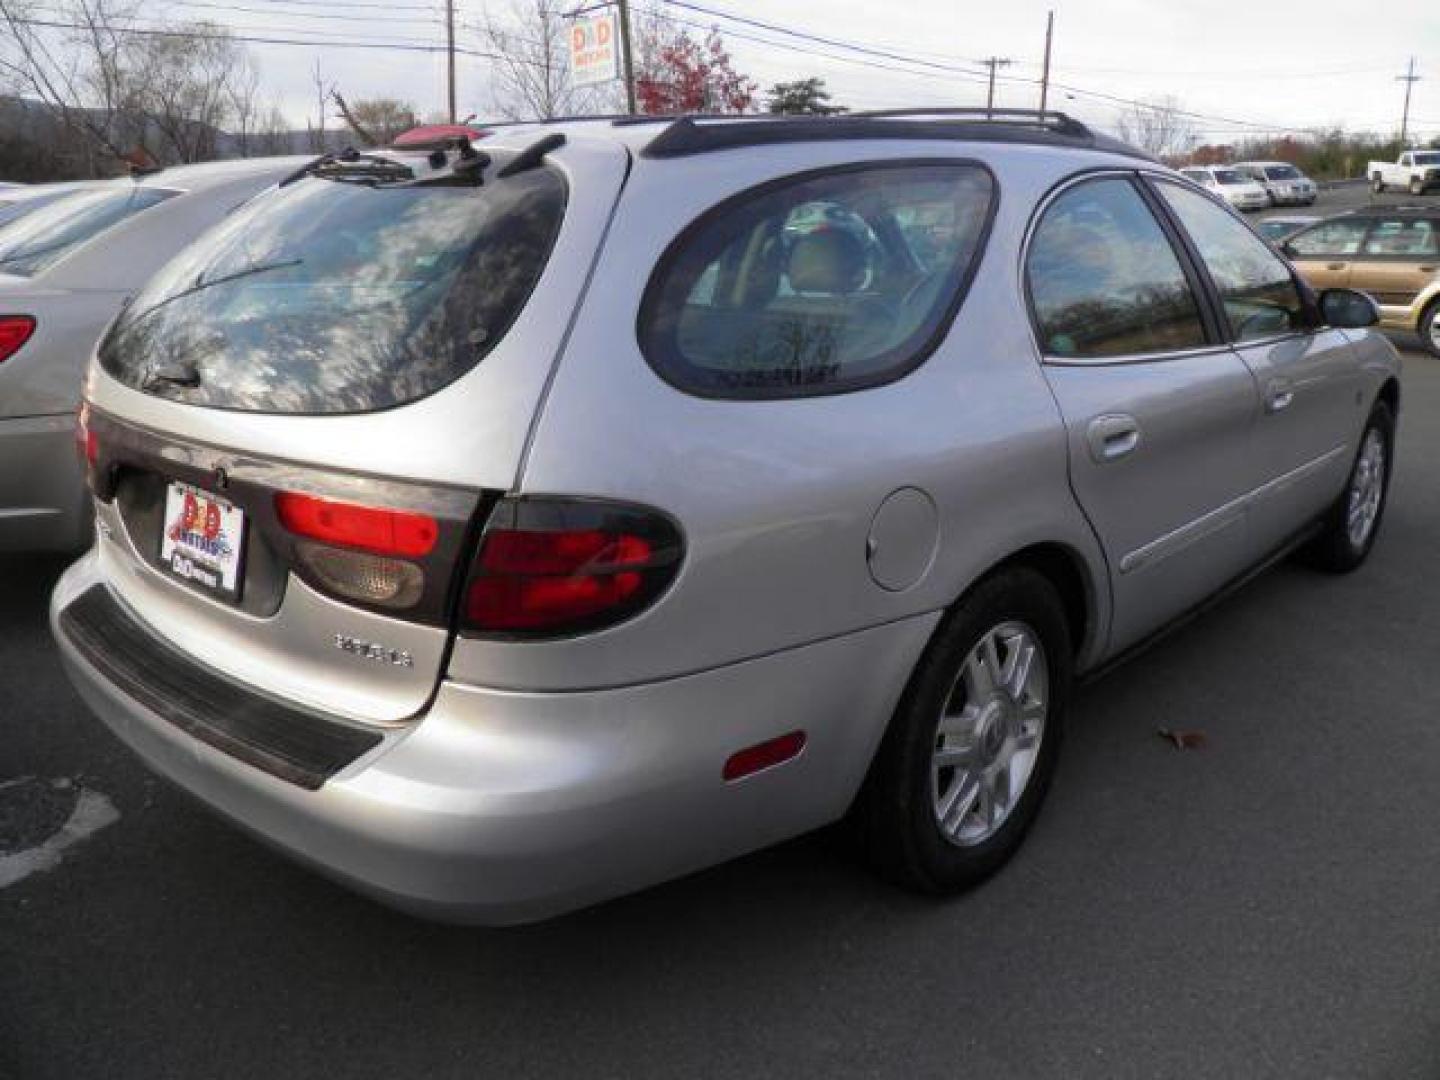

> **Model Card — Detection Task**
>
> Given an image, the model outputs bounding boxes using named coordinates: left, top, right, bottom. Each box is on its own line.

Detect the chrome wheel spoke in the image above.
left=937, top=771, right=981, bottom=835
left=931, top=619, right=1049, bottom=848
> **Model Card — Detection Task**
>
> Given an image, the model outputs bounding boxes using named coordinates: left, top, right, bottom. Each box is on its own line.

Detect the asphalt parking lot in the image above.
left=4, top=344, right=1440, bottom=1079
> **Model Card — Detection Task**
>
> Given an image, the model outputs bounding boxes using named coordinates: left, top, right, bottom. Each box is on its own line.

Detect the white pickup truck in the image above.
left=1369, top=150, right=1440, bottom=195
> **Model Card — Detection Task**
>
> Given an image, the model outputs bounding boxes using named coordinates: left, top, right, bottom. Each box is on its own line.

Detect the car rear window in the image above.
left=0, top=186, right=174, bottom=276
left=99, top=166, right=567, bottom=415
left=638, top=162, right=995, bottom=399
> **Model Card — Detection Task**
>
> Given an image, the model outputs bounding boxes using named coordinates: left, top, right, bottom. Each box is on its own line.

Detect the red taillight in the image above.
left=0, top=315, right=35, bottom=363
left=275, top=492, right=439, bottom=557
left=462, top=498, right=682, bottom=638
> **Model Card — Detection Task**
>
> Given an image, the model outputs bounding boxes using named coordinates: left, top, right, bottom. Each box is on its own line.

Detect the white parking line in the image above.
left=0, top=778, right=119, bottom=889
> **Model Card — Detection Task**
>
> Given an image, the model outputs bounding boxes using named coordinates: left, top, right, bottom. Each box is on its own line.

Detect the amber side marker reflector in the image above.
left=723, top=731, right=807, bottom=782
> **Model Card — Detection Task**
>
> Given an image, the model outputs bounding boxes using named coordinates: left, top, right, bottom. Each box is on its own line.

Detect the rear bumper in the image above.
left=0, top=413, right=91, bottom=554
left=52, top=551, right=937, bottom=924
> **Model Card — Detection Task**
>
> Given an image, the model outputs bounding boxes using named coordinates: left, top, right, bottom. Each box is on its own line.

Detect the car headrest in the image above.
left=786, top=229, right=867, bottom=295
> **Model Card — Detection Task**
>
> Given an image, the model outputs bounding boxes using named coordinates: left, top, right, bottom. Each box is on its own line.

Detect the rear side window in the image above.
left=0, top=186, right=174, bottom=277
left=639, top=163, right=995, bottom=399
left=99, top=167, right=566, bottom=414
left=1026, top=176, right=1207, bottom=358
left=1156, top=181, right=1305, bottom=341
left=1361, top=219, right=1438, bottom=256
left=1287, top=218, right=1369, bottom=256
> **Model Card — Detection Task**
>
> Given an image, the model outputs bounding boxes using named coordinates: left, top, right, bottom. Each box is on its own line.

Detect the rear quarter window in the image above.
left=638, top=162, right=996, bottom=399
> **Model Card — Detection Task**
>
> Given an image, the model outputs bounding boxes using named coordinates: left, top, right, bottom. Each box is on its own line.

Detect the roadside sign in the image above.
left=569, top=11, right=619, bottom=88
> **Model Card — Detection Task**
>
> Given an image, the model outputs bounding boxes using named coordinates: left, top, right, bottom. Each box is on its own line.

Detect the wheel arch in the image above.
left=939, top=540, right=1102, bottom=668
left=1378, top=376, right=1400, bottom=419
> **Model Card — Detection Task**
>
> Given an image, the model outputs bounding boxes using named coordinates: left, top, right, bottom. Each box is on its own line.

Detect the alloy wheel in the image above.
left=931, top=621, right=1048, bottom=847
left=1347, top=427, right=1386, bottom=549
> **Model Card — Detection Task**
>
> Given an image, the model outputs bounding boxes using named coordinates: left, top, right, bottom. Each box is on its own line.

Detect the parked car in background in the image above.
left=1369, top=151, right=1440, bottom=196
left=1282, top=205, right=1440, bottom=355
left=1179, top=165, right=1270, bottom=210
left=0, top=156, right=307, bottom=554
left=1234, top=161, right=1317, bottom=206
left=1256, top=214, right=1320, bottom=244
left=53, top=113, right=1398, bottom=925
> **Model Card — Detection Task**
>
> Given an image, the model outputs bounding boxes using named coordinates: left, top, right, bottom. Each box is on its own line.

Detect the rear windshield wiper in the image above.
left=280, top=148, right=415, bottom=188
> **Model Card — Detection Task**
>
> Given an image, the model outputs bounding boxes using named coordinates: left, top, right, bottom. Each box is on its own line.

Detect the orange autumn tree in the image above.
left=635, top=26, right=755, bottom=115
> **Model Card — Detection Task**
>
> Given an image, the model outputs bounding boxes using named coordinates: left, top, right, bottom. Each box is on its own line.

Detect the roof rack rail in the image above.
left=849, top=108, right=1091, bottom=138
left=641, top=112, right=1148, bottom=162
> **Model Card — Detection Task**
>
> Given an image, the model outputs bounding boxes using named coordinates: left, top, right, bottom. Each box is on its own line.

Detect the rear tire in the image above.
left=1372, top=173, right=1385, bottom=194
left=1411, top=177, right=1425, bottom=197
left=1301, top=401, right=1393, bottom=573
left=1422, top=299, right=1440, bottom=359
left=855, top=568, right=1071, bottom=894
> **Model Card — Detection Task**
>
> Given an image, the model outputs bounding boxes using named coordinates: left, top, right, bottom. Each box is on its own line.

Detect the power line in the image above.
left=7, top=15, right=494, bottom=57
left=660, top=0, right=1298, bottom=134
left=159, top=0, right=441, bottom=25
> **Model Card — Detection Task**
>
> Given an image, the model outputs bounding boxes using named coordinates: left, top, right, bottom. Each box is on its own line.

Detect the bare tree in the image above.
left=225, top=54, right=260, bottom=157
left=478, top=0, right=610, bottom=120
left=0, top=0, right=137, bottom=171
left=333, top=91, right=417, bottom=146
left=305, top=58, right=331, bottom=152
left=253, top=102, right=292, bottom=156
left=1116, top=96, right=1198, bottom=159
left=131, top=23, right=247, bottom=163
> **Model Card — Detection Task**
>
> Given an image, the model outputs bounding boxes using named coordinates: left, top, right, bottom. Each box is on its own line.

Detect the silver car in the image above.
left=0, top=157, right=307, bottom=553
left=52, top=114, right=1399, bottom=924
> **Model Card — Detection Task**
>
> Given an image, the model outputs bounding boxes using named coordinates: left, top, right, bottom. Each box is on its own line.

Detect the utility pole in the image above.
left=1397, top=56, right=1420, bottom=147
left=980, top=56, right=1013, bottom=119
left=445, top=0, right=456, bottom=123
left=617, top=0, right=636, bottom=115
left=1038, top=11, right=1054, bottom=115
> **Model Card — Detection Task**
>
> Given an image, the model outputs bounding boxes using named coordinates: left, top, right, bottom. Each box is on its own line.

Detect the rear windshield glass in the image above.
left=0, top=186, right=174, bottom=276
left=1265, top=165, right=1301, bottom=180
left=1213, top=169, right=1244, bottom=185
left=99, top=166, right=567, bottom=415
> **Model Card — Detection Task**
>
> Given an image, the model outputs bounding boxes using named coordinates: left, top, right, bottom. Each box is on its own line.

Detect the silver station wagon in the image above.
left=53, top=112, right=1399, bottom=924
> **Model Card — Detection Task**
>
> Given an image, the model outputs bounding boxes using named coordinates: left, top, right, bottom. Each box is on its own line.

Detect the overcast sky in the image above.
left=150, top=0, right=1440, bottom=143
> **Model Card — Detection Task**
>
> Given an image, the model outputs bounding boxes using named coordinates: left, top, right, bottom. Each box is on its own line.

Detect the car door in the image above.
left=1152, top=178, right=1362, bottom=554
left=1283, top=216, right=1371, bottom=291
left=1027, top=173, right=1264, bottom=655
left=1350, top=216, right=1440, bottom=314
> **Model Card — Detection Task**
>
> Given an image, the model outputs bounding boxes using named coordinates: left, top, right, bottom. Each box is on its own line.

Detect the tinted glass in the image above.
left=1265, top=165, right=1301, bottom=180
left=1213, top=169, right=1245, bottom=185
left=1157, top=181, right=1305, bottom=341
left=1414, top=152, right=1440, bottom=166
left=1286, top=217, right=1371, bottom=256
left=1361, top=218, right=1439, bottom=256
left=100, top=167, right=566, bottom=414
left=1027, top=177, right=1205, bottom=358
left=0, top=186, right=173, bottom=276
left=640, top=164, right=994, bottom=398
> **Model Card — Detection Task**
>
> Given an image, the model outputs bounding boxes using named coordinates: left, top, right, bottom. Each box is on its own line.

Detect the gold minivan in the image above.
left=1283, top=208, right=1440, bottom=356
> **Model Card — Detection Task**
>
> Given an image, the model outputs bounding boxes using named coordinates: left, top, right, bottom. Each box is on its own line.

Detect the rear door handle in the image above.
left=1086, top=414, right=1141, bottom=463
left=1420, top=265, right=1438, bottom=274
left=1266, top=380, right=1294, bottom=413
left=1326, top=262, right=1348, bottom=271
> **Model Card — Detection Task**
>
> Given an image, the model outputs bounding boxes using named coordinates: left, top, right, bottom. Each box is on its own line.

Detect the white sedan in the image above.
left=0, top=156, right=308, bottom=554
left=1179, top=165, right=1270, bottom=211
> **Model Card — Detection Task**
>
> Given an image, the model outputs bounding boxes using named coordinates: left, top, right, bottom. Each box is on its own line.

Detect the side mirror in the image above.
left=1279, top=240, right=1297, bottom=258
left=1319, top=288, right=1380, bottom=329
